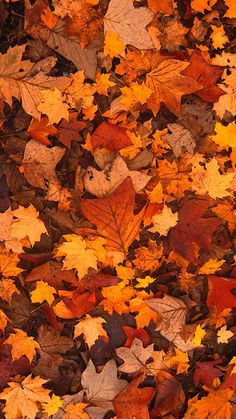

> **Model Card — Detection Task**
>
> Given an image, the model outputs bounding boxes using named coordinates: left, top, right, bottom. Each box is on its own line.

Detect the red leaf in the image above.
left=194, top=361, right=224, bottom=388
left=182, top=49, right=225, bottom=102
left=169, top=199, right=221, bottom=261
left=58, top=112, right=86, bottom=148
left=122, top=326, right=150, bottom=348
left=207, top=276, right=236, bottom=313
left=63, top=289, right=96, bottom=318
left=91, top=122, right=132, bottom=151
left=151, top=371, right=185, bottom=418
left=114, top=375, right=155, bottom=419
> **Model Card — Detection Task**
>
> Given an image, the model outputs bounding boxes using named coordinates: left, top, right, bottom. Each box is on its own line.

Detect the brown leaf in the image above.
left=26, top=261, right=78, bottom=289
left=81, top=177, right=144, bottom=257
left=58, top=113, right=86, bottom=148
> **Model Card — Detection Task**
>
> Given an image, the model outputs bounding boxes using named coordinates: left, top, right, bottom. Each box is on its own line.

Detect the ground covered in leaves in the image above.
left=0, top=0, right=236, bottom=418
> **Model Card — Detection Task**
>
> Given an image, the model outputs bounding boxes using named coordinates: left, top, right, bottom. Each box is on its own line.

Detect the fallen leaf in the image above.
left=147, top=204, right=178, bottom=236
left=11, top=204, right=48, bottom=247
left=58, top=113, right=86, bottom=148
left=0, top=375, right=51, bottom=419
left=162, top=123, right=196, bottom=157
left=207, top=276, right=236, bottom=313
left=4, top=329, right=39, bottom=363
left=146, top=58, right=202, bottom=116
left=31, top=280, right=56, bottom=305
left=217, top=325, right=234, bottom=344
left=27, top=116, right=58, bottom=145
left=74, top=315, right=107, bottom=348
left=116, top=338, right=154, bottom=374
left=81, top=178, right=144, bottom=257
left=84, top=156, right=151, bottom=197
left=104, top=0, right=154, bottom=51
left=91, top=122, right=132, bottom=151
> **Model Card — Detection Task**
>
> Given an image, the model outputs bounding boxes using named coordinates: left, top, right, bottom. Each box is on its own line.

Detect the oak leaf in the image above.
left=81, top=178, right=144, bottom=257
left=116, top=338, right=154, bottom=374
left=4, top=329, right=39, bottom=363
left=146, top=59, right=202, bottom=116
left=84, top=156, right=151, bottom=197
left=0, top=375, right=51, bottom=419
left=104, top=0, right=154, bottom=51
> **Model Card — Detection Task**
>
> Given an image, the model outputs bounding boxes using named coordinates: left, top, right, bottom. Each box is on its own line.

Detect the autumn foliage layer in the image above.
left=0, top=0, right=236, bottom=418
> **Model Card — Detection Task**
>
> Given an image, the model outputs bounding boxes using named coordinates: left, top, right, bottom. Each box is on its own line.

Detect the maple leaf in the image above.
left=22, top=139, right=65, bottom=189
left=74, top=314, right=107, bottom=348
left=10, top=204, right=48, bottom=246
left=167, top=348, right=190, bottom=374
left=83, top=156, right=151, bottom=198
left=58, top=113, right=86, bottom=148
left=113, top=375, right=154, bottom=419
left=4, top=329, right=39, bottom=363
left=217, top=325, right=234, bottom=344
left=81, top=178, right=144, bottom=257
left=184, top=387, right=234, bottom=419
left=212, top=122, right=236, bottom=149
left=162, top=123, right=196, bottom=157
left=62, top=402, right=89, bottom=419
left=146, top=58, right=202, bottom=116
left=27, top=116, right=58, bottom=145
left=104, top=32, right=125, bottom=58
left=116, top=338, right=154, bottom=374
left=169, top=199, right=221, bottom=261
left=147, top=204, right=178, bottom=236
left=0, top=209, right=25, bottom=254
left=0, top=309, right=8, bottom=331
left=94, top=73, right=115, bottom=96
left=191, top=324, right=206, bottom=346
left=31, top=280, right=56, bottom=305
left=194, top=361, right=224, bottom=388
left=182, top=49, right=225, bottom=102
left=0, top=248, right=23, bottom=278
left=104, top=0, right=154, bottom=51
left=55, top=234, right=97, bottom=279
left=211, top=25, right=228, bottom=49
left=145, top=295, right=189, bottom=349
left=0, top=375, right=51, bottom=419
left=37, top=88, right=69, bottom=125
left=81, top=360, right=128, bottom=410
left=199, top=258, right=225, bottom=275
left=191, top=157, right=234, bottom=199
left=42, top=394, right=63, bottom=416
left=191, top=0, right=216, bottom=13
left=207, top=276, right=236, bottom=313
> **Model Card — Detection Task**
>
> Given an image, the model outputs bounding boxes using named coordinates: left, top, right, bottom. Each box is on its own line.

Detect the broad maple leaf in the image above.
left=27, top=116, right=58, bottom=145
left=0, top=374, right=51, bottom=419
left=207, top=276, right=236, bottom=313
left=58, top=112, right=86, bottom=148
left=81, top=177, right=144, bottom=257
left=182, top=49, right=225, bottom=102
left=151, top=371, right=185, bottom=418
left=113, top=375, right=154, bottom=419
left=146, top=58, right=202, bottom=116
left=194, top=361, right=224, bottom=387
left=169, top=199, right=221, bottom=261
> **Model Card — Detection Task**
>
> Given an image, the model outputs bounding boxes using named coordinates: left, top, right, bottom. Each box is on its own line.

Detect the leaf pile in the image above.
left=0, top=0, right=236, bottom=418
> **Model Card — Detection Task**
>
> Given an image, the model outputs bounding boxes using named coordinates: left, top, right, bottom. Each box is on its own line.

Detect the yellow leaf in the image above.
left=0, top=248, right=23, bottom=278
left=37, top=88, right=69, bottom=125
left=120, top=82, right=153, bottom=109
left=167, top=348, right=190, bottom=374
left=192, top=324, right=206, bottom=346
left=55, top=234, right=97, bottom=279
left=63, top=402, right=89, bottom=419
left=74, top=314, right=107, bottom=348
left=119, top=132, right=143, bottom=159
left=229, top=356, right=236, bottom=374
left=101, top=282, right=135, bottom=314
left=104, top=32, right=125, bottom=58
left=116, top=265, right=135, bottom=283
left=217, top=325, right=234, bottom=344
left=94, top=73, right=115, bottom=96
left=11, top=204, right=48, bottom=247
left=129, top=295, right=158, bottom=328
left=4, top=329, right=39, bottom=363
left=148, top=183, right=164, bottom=203
left=212, top=122, right=236, bottom=149
left=135, top=276, right=156, bottom=289
left=148, top=205, right=178, bottom=236
left=31, top=281, right=56, bottom=305
left=199, top=259, right=225, bottom=275
left=43, top=394, right=63, bottom=416
left=211, top=25, right=228, bottom=49
left=0, top=375, right=51, bottom=419
left=191, top=0, right=216, bottom=13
